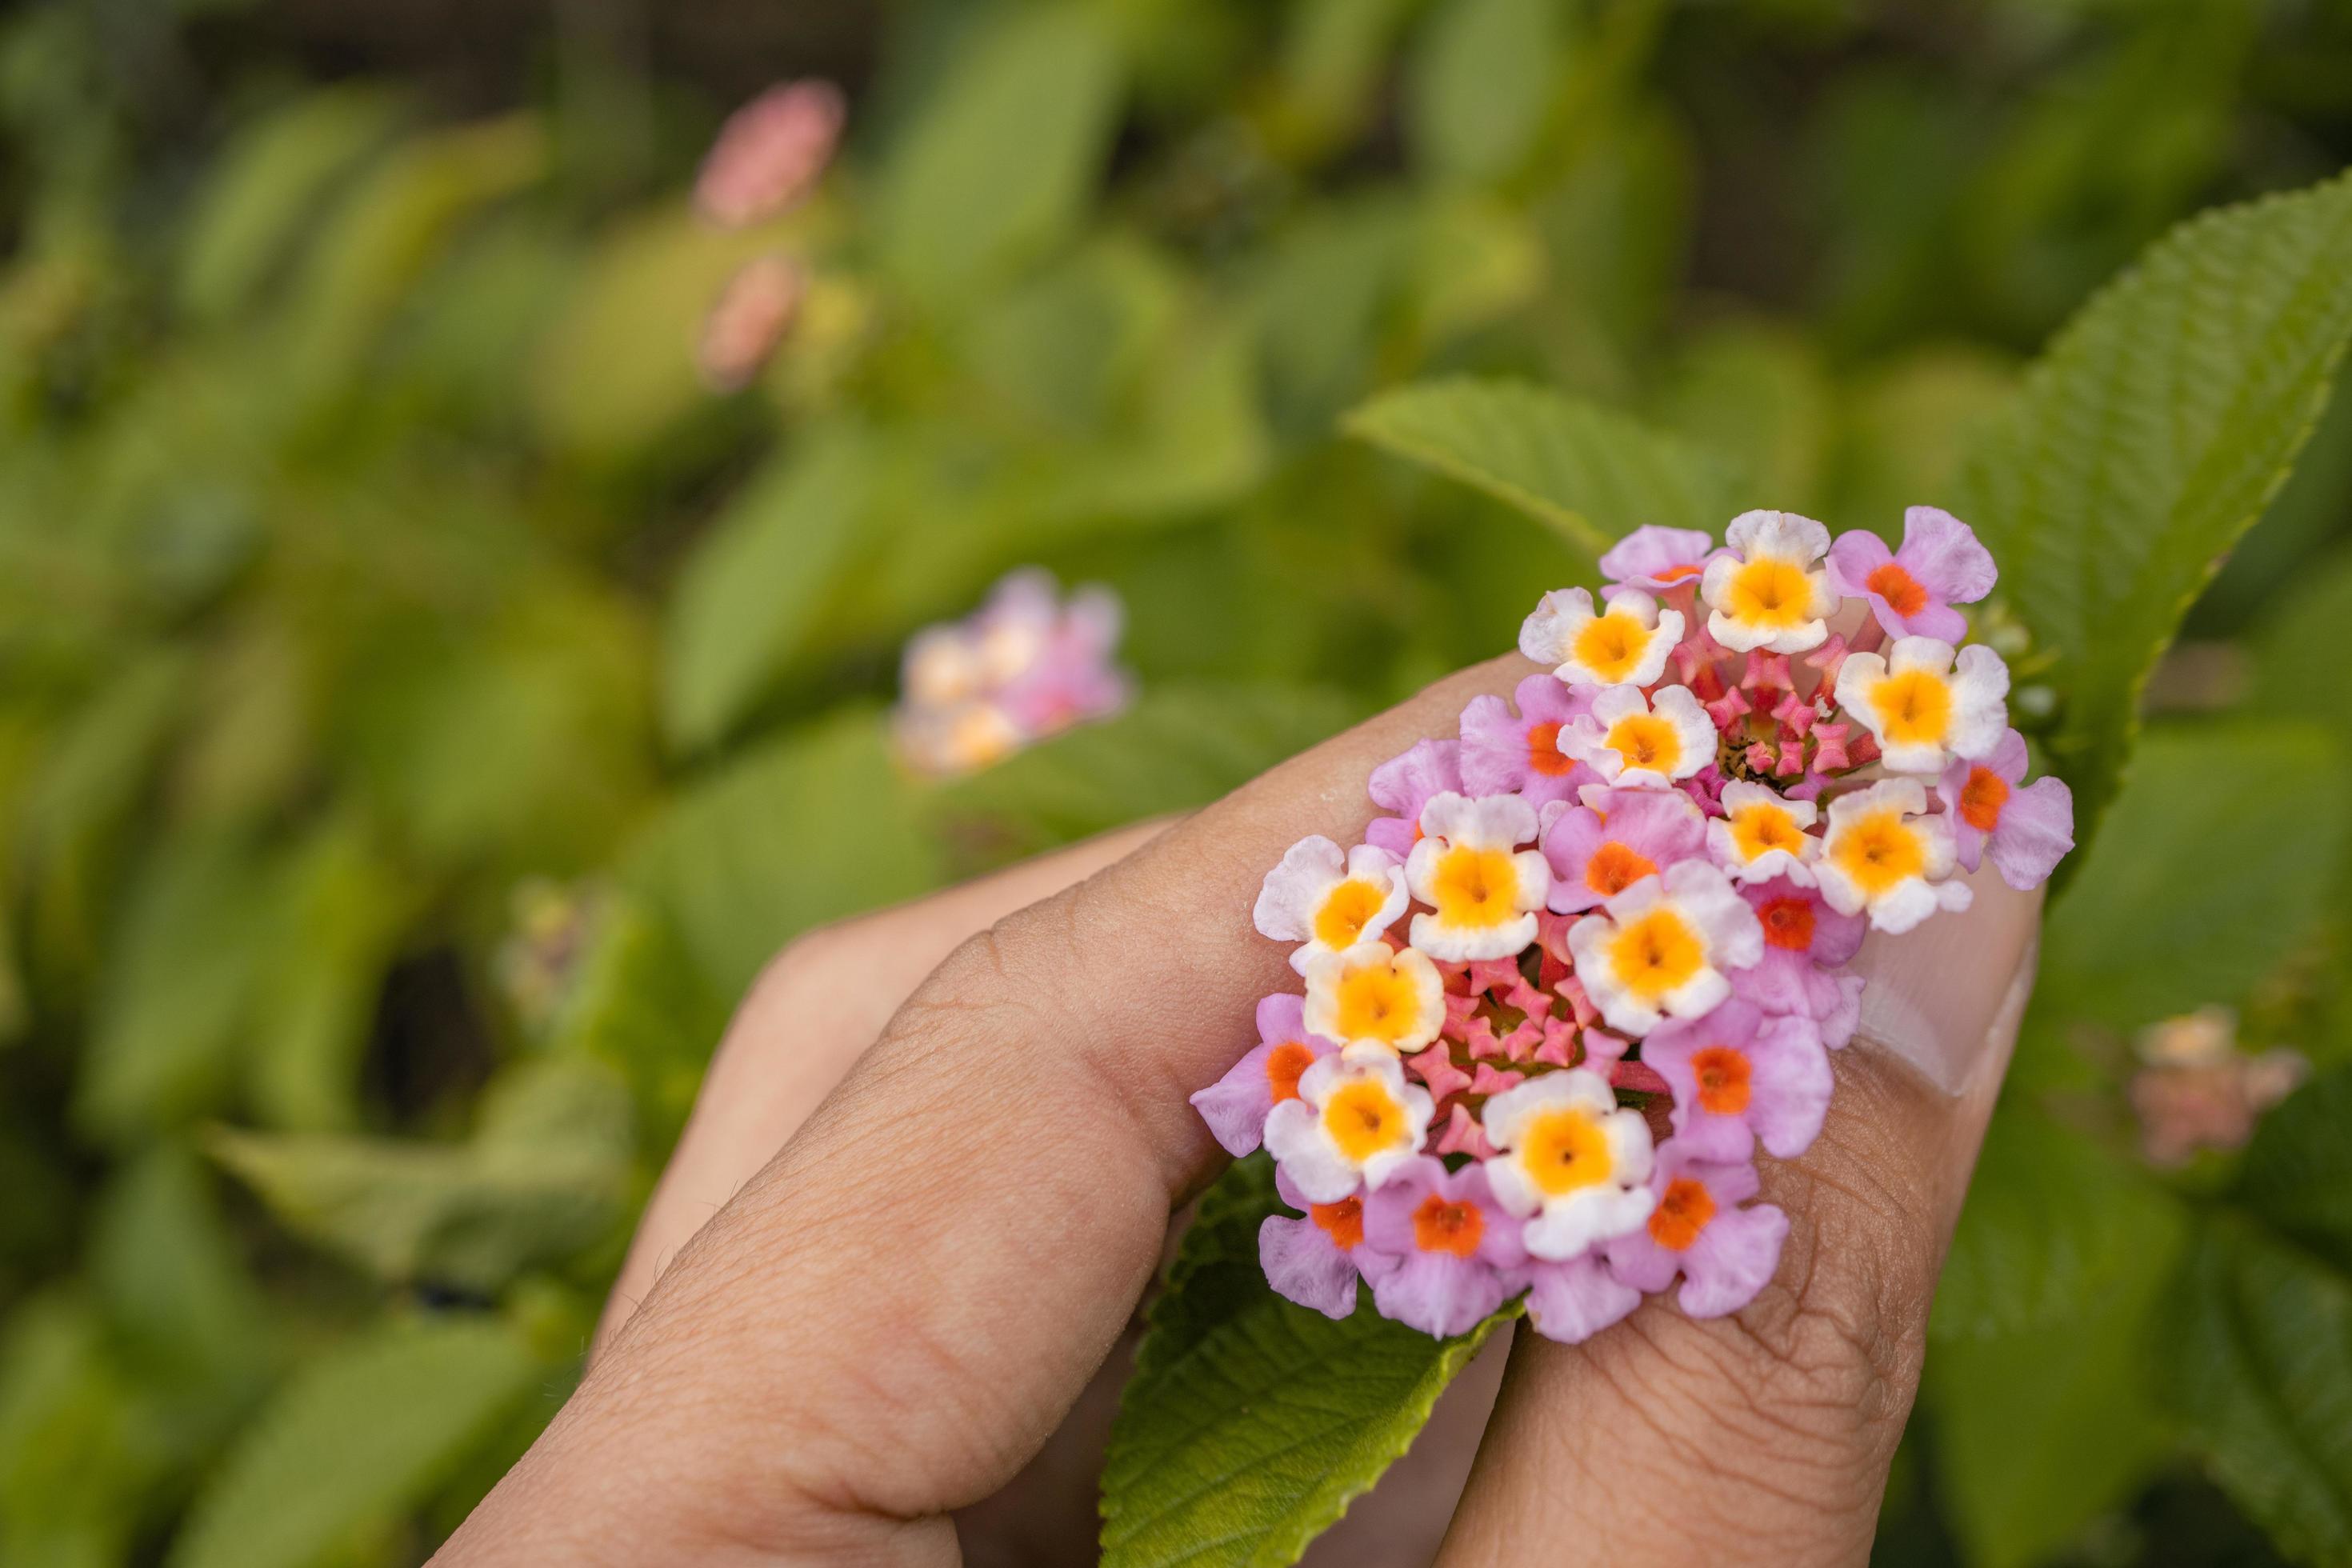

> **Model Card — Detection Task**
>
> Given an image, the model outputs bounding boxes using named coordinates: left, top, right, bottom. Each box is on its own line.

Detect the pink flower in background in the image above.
left=696, top=79, right=848, bottom=228
left=1365, top=739, right=1463, bottom=858
left=1261, top=1169, right=1372, bottom=1319
left=1732, top=876, right=1866, bottom=1048
left=1642, top=998, right=1832, bottom=1161
left=2128, top=1008, right=2308, bottom=1167
left=1361, top=1157, right=1526, bottom=1336
left=892, top=570, right=1131, bottom=775
left=1458, top=675, right=1598, bottom=806
left=697, top=254, right=806, bottom=391
left=1826, top=506, right=1997, bottom=643
left=1598, top=525, right=1723, bottom=593
left=1542, top=786, right=1706, bottom=914
left=1190, top=994, right=1339, bottom=1158
left=1937, top=728, right=2075, bottom=891
left=1606, top=1144, right=1789, bottom=1318
left=1518, top=1253, right=1641, bottom=1344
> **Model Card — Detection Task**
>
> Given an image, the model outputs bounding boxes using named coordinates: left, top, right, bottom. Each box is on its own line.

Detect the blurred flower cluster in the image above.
left=2128, top=1008, right=2307, bottom=1167
left=890, top=569, right=1133, bottom=776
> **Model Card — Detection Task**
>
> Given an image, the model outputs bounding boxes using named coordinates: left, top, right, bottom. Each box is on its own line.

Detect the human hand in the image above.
left=440, top=653, right=2041, bottom=1566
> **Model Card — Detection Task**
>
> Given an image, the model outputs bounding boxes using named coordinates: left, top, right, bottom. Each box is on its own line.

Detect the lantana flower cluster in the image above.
left=1194, top=508, right=2076, bottom=1342
left=891, top=569, right=1133, bottom=775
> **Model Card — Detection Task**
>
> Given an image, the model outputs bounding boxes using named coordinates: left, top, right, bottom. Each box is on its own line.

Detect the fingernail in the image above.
left=1849, top=871, right=2042, bottom=1096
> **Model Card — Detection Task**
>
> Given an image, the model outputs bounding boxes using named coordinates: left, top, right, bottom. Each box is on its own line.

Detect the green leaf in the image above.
left=662, top=424, right=874, bottom=751
left=528, top=204, right=806, bottom=454
left=1932, top=1103, right=2187, bottom=1342
left=938, top=684, right=1357, bottom=866
left=1958, top=170, right=2352, bottom=842
left=550, top=896, right=732, bottom=1156
left=246, top=817, right=413, bottom=1133
left=209, top=1058, right=632, bottom=1294
left=2238, top=1066, right=2352, bottom=1277
left=1662, top=319, right=1835, bottom=514
left=624, top=710, right=944, bottom=997
left=2037, top=722, right=2347, bottom=1036
left=1099, top=1159, right=1517, bottom=1568
left=90, top=1146, right=266, bottom=1387
left=177, top=87, right=406, bottom=322
left=275, top=116, right=546, bottom=404
left=75, top=833, right=278, bottom=1141
left=2163, top=1214, right=2352, bottom=1566
left=1929, top=1187, right=2182, bottom=1568
left=2250, top=546, right=2352, bottom=735
left=1927, top=1107, right=2188, bottom=1566
left=169, top=1314, right=540, bottom=1568
left=0, top=1295, right=171, bottom=1566
left=1343, top=378, right=1742, bottom=555
left=1406, top=0, right=1563, bottom=185
left=1274, top=0, right=1419, bottom=158
left=1251, top=198, right=1417, bottom=436
left=878, top=5, right=1124, bottom=308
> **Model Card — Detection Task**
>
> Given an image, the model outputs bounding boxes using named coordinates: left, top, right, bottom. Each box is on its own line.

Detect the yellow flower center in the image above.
left=1730, top=801, right=1805, bottom=862
left=1606, top=906, right=1706, bottom=1002
left=1870, top=668, right=1954, bottom=747
left=1323, top=1079, right=1407, bottom=1162
left=1572, top=611, right=1649, bottom=682
left=1724, top=558, right=1815, bottom=630
left=1335, top=959, right=1423, bottom=1044
left=1313, top=878, right=1387, bottom=948
left=1605, top=713, right=1682, bottom=775
left=1520, top=1106, right=1614, bottom=1198
left=1430, top=845, right=1521, bottom=928
left=1830, top=809, right=1926, bottom=897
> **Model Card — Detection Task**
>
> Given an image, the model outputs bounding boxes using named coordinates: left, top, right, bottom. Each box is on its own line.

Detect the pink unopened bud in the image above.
left=1432, top=1102, right=1496, bottom=1160
left=696, top=79, right=847, bottom=229
left=1705, top=688, right=1752, bottom=730
left=697, top=253, right=806, bottom=391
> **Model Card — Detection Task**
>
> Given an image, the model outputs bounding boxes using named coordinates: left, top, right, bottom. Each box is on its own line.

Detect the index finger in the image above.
left=439, top=654, right=1536, bottom=1565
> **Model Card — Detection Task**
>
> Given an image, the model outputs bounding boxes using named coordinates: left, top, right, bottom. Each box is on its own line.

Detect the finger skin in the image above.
left=438, top=656, right=1533, bottom=1566
left=597, top=820, right=1169, bottom=1356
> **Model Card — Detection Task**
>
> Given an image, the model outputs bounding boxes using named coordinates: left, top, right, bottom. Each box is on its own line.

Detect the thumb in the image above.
left=1435, top=870, right=2041, bottom=1566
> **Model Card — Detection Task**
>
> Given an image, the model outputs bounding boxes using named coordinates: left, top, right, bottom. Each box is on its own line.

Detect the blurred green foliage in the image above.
left=0, top=0, right=2349, bottom=1563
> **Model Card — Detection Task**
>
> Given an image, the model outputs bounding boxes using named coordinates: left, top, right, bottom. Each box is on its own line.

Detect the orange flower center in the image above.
left=1866, top=562, right=1930, bottom=618
left=1311, top=1197, right=1363, bottom=1250
left=1655, top=562, right=1703, bottom=582
left=1758, top=895, right=1815, bottom=951
left=1585, top=841, right=1659, bottom=897
left=1958, top=766, right=2010, bottom=832
left=1690, top=1044, right=1753, bottom=1114
left=1649, top=1177, right=1717, bottom=1251
left=1265, top=1041, right=1315, bottom=1103
left=1412, top=1194, right=1485, bottom=1258
left=1527, top=721, right=1575, bottom=777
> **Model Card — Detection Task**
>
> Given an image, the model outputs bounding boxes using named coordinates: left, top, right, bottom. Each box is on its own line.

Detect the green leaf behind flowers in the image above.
left=1927, top=1108, right=2187, bottom=1567
left=624, top=709, right=943, bottom=997
left=2036, top=722, right=2347, bottom=1038
left=1959, top=170, right=2352, bottom=843
left=169, top=1314, right=540, bottom=1568
left=936, top=684, right=1358, bottom=866
left=1098, top=1156, right=1516, bottom=1568
left=208, top=1058, right=633, bottom=1294
left=2163, top=1214, right=2352, bottom=1567
left=1343, top=378, right=1741, bottom=556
